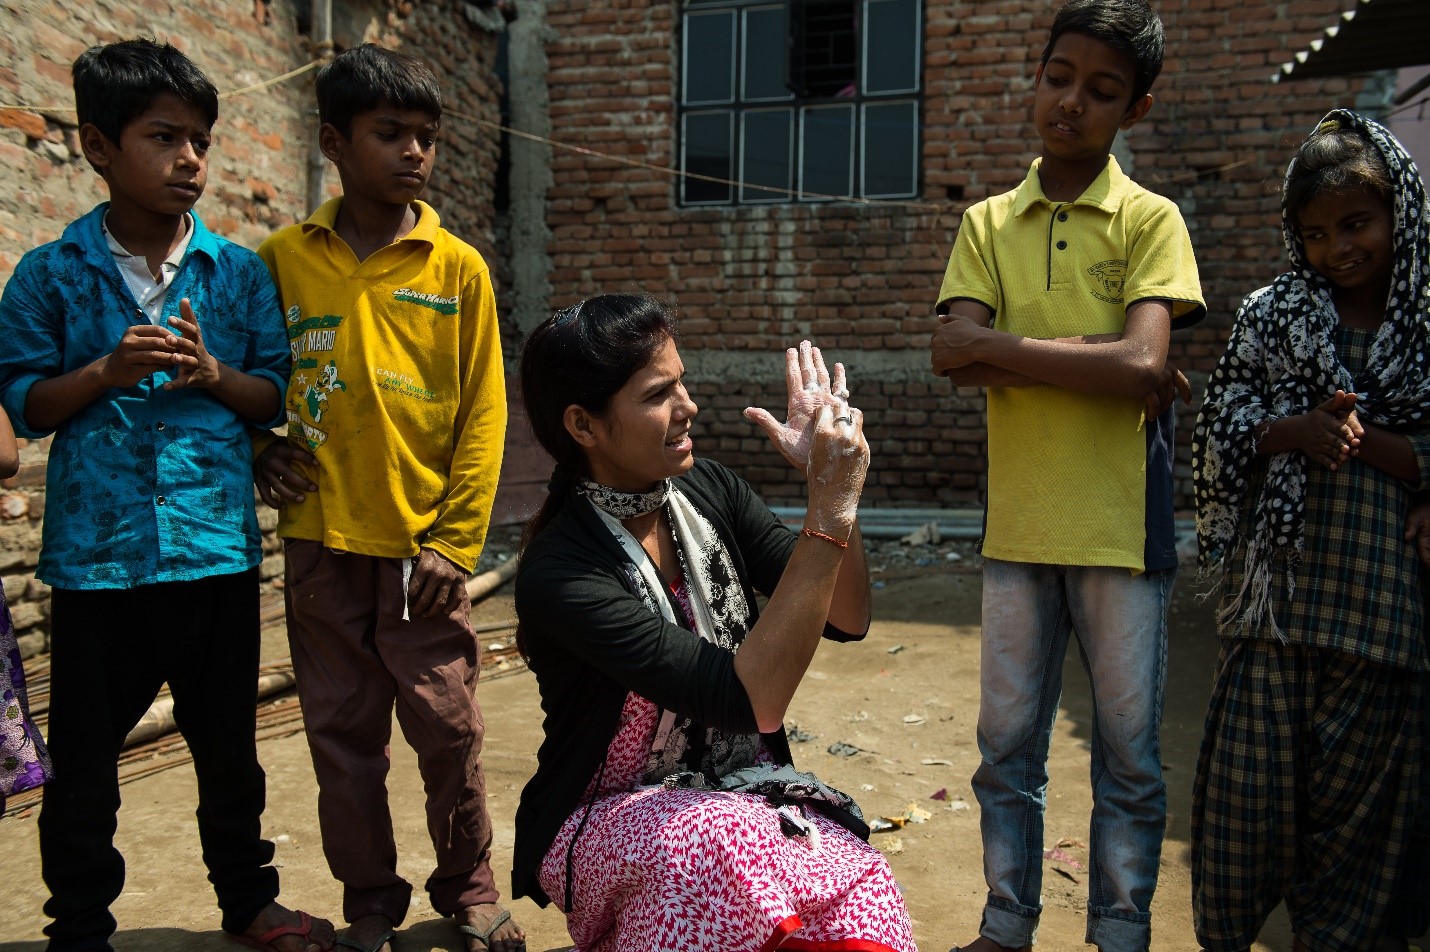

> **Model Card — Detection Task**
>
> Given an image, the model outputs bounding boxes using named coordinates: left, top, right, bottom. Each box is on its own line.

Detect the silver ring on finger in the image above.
left=834, top=415, right=854, bottom=425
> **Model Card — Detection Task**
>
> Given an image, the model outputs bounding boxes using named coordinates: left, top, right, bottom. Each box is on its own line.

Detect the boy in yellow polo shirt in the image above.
left=929, top=3, right=1203, bottom=952
left=252, top=45, right=522, bottom=952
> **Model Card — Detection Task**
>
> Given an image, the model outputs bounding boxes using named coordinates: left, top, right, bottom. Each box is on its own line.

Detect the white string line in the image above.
left=0, top=59, right=1259, bottom=205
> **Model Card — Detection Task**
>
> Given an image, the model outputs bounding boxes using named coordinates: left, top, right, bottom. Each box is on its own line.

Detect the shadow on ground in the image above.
left=0, top=922, right=577, bottom=952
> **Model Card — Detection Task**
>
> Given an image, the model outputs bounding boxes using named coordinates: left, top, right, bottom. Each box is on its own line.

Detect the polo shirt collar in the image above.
left=1012, top=155, right=1130, bottom=217
left=303, top=197, right=440, bottom=246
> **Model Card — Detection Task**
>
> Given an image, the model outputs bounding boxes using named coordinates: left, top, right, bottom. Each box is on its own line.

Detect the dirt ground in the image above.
left=0, top=558, right=1322, bottom=952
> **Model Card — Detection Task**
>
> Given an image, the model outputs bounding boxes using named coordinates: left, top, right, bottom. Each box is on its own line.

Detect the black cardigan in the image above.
left=510, top=458, right=864, bottom=905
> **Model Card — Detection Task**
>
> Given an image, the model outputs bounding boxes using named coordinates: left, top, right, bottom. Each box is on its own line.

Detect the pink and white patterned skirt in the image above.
left=538, top=692, right=917, bottom=952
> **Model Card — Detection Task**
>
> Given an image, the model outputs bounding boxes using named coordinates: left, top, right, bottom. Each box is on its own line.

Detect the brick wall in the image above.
left=535, top=0, right=1375, bottom=510
left=0, top=0, right=1389, bottom=652
left=0, top=0, right=503, bottom=655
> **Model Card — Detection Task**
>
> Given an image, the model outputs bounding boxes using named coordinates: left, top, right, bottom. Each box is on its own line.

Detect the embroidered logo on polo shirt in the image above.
left=1087, top=260, right=1127, bottom=304
left=393, top=288, right=458, bottom=315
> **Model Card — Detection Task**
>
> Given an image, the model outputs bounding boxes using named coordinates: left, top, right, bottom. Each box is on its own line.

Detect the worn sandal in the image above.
left=228, top=910, right=332, bottom=951
left=457, top=909, right=523, bottom=952
left=335, top=926, right=397, bottom=952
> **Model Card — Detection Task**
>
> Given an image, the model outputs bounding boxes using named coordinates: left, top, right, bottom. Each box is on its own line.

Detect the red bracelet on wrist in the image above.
left=801, top=527, right=849, bottom=549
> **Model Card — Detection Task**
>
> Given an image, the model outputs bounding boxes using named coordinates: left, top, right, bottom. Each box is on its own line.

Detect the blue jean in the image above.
left=973, top=558, right=1173, bottom=952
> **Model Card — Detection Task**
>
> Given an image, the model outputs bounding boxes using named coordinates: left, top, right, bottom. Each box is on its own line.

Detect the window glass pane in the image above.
left=683, top=111, right=734, bottom=204
left=864, top=0, right=920, bottom=94
left=862, top=100, right=917, bottom=197
left=800, top=104, right=854, bottom=199
left=684, top=10, right=736, bottom=105
left=741, top=109, right=793, bottom=202
left=743, top=6, right=792, bottom=101
left=790, top=1, right=858, bottom=98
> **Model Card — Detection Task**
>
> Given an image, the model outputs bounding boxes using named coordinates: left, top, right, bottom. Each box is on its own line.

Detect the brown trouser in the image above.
left=284, top=539, right=498, bottom=926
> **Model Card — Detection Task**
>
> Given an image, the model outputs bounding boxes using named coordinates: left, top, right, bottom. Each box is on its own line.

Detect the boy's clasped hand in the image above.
left=99, top=297, right=205, bottom=388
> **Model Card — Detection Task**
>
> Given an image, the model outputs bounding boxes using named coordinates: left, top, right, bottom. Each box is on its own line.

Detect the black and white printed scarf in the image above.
left=1192, top=109, right=1430, bottom=635
left=581, top=482, right=763, bottom=781
left=577, top=477, right=669, bottom=518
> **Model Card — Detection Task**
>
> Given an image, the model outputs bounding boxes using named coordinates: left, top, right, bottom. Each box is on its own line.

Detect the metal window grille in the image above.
left=678, top=0, right=922, bottom=205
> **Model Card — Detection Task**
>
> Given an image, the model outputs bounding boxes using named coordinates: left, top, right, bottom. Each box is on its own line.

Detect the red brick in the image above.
left=0, top=109, right=46, bottom=140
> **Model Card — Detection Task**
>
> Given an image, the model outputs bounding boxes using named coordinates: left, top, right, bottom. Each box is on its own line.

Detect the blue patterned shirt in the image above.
left=0, top=205, right=289, bottom=589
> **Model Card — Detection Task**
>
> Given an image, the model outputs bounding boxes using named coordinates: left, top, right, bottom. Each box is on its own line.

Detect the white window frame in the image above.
left=678, top=0, right=922, bottom=206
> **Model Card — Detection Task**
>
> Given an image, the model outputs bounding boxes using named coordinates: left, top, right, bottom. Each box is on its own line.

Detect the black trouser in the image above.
left=38, top=569, right=278, bottom=951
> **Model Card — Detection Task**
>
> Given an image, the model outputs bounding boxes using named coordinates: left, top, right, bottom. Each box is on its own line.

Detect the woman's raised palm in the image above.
left=743, top=340, right=849, bottom=472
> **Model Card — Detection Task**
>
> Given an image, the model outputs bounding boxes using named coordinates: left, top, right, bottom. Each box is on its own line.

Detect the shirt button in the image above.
left=156, top=495, right=166, bottom=506
left=1058, top=212, right=1069, bottom=222
left=1056, top=240, right=1067, bottom=250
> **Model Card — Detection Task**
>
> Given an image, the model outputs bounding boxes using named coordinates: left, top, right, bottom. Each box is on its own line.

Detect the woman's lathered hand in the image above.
left=744, top=340, right=852, bottom=473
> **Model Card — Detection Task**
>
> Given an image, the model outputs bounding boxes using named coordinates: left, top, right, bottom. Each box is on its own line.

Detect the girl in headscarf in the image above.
left=1191, top=110, right=1430, bottom=952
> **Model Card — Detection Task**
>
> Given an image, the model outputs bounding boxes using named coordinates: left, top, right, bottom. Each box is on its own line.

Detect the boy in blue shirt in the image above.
left=0, top=39, right=334, bottom=952
left=930, top=2, right=1204, bottom=951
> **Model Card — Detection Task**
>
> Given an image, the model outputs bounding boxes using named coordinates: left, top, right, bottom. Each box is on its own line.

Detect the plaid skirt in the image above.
left=1191, top=639, right=1423, bottom=952
left=1385, top=671, right=1430, bottom=940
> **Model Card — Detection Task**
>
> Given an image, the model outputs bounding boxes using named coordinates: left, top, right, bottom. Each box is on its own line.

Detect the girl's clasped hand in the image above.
left=1296, top=389, right=1363, bottom=471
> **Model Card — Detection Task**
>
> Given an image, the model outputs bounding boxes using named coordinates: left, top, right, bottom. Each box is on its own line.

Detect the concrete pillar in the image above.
left=505, top=0, right=555, bottom=337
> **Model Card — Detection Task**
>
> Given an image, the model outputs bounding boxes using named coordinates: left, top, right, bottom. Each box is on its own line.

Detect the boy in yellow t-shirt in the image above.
left=929, top=3, right=1204, bottom=952
left=253, top=45, right=521, bottom=952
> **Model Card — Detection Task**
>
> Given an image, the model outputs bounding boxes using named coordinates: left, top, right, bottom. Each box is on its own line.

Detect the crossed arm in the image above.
left=931, top=297, right=1188, bottom=411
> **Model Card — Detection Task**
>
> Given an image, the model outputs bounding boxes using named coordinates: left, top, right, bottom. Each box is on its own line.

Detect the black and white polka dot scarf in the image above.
left=1192, top=109, right=1430, bottom=635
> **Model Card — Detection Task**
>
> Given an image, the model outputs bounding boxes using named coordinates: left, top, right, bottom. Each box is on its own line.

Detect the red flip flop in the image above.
left=228, top=910, right=330, bottom=951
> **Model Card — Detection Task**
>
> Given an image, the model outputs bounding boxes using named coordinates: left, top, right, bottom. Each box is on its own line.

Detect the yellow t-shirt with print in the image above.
left=256, top=198, right=507, bottom=573
left=938, top=157, right=1204, bottom=570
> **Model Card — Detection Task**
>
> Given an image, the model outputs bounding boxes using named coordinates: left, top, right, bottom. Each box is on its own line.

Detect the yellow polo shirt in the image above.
left=938, top=157, right=1204, bottom=570
left=257, top=199, right=507, bottom=572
